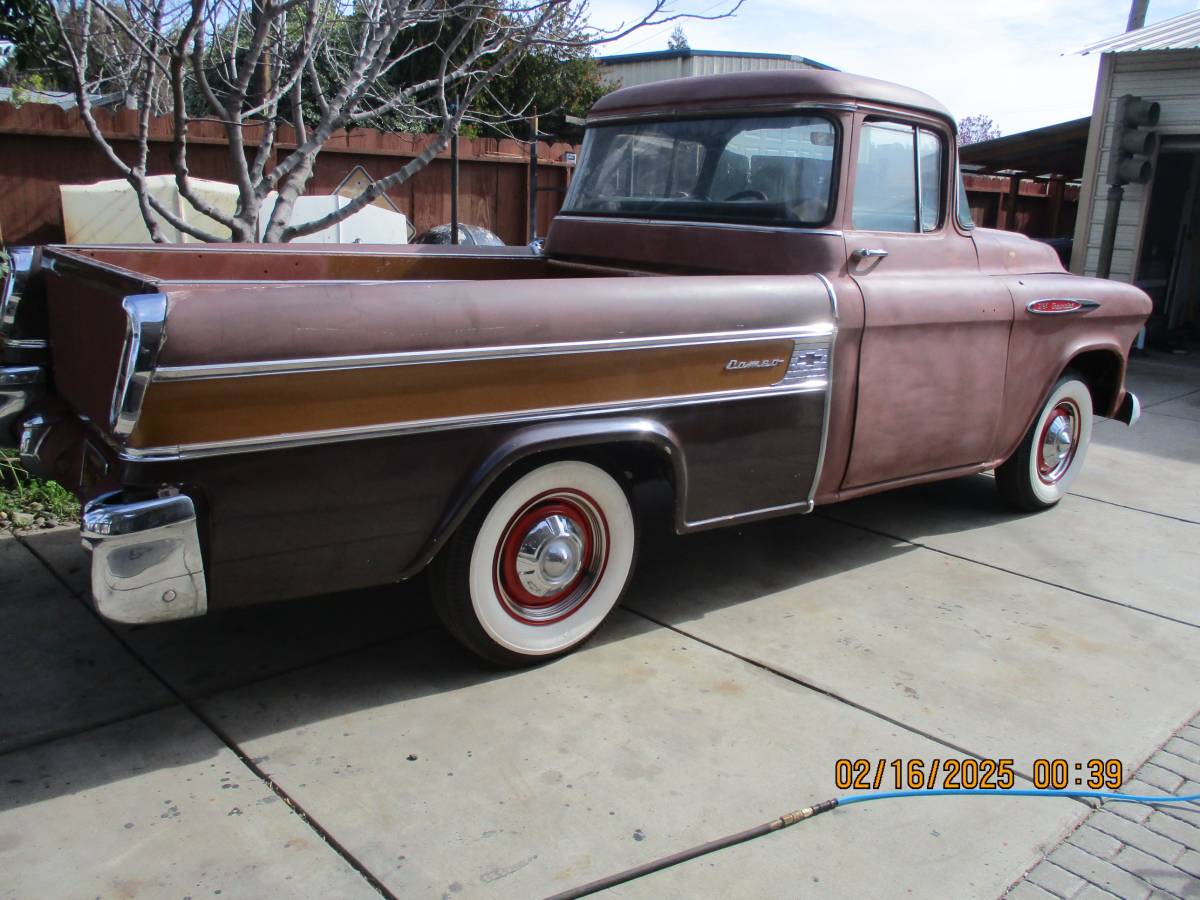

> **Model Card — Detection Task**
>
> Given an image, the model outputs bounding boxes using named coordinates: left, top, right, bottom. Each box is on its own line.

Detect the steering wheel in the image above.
left=723, top=189, right=768, bottom=202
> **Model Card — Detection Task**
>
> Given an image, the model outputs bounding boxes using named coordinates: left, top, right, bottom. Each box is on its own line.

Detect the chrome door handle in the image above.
left=852, top=248, right=889, bottom=259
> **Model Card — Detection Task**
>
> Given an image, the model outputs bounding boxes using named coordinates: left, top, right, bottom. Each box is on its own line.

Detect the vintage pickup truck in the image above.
left=1, top=70, right=1150, bottom=664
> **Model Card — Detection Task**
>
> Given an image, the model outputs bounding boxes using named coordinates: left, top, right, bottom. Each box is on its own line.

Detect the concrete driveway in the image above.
left=2, top=352, right=1198, bottom=899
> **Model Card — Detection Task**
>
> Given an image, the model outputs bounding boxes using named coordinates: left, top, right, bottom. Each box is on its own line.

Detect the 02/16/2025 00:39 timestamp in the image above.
left=834, top=758, right=1124, bottom=791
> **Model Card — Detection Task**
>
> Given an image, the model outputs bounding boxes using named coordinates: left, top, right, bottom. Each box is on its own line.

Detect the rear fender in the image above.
left=403, top=417, right=685, bottom=576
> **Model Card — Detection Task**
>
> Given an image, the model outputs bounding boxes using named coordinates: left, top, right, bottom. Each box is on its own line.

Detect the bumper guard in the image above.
left=81, top=492, right=208, bottom=624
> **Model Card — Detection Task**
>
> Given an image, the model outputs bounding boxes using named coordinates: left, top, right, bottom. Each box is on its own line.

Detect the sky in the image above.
left=588, top=0, right=1200, bottom=135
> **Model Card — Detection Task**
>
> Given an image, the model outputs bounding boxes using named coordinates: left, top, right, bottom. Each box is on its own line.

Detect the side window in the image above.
left=853, top=123, right=917, bottom=232
left=918, top=129, right=943, bottom=231
left=956, top=164, right=975, bottom=230
left=852, top=122, right=946, bottom=232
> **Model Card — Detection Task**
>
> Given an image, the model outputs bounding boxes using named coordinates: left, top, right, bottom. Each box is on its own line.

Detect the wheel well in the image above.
left=1067, top=350, right=1123, bottom=417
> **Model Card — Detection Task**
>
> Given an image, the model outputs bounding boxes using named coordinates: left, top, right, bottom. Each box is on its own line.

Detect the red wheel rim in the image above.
left=492, top=489, right=609, bottom=626
left=1037, top=399, right=1080, bottom=485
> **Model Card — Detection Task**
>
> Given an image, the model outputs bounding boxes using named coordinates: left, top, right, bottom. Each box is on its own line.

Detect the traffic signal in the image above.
left=1108, top=94, right=1160, bottom=186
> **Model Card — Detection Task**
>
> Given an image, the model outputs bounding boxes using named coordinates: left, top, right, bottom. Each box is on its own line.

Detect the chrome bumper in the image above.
left=81, top=492, right=208, bottom=624
left=1115, top=390, right=1141, bottom=427
left=0, top=366, right=45, bottom=445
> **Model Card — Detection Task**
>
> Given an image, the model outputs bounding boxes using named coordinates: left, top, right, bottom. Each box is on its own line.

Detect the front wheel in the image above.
left=996, top=374, right=1093, bottom=511
left=431, top=460, right=638, bottom=666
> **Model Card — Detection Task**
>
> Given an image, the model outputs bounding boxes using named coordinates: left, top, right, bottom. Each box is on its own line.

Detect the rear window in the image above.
left=562, top=114, right=837, bottom=228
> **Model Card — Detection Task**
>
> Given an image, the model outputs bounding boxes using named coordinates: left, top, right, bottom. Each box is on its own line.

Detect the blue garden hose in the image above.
left=839, top=787, right=1200, bottom=806
left=544, top=788, right=1200, bottom=899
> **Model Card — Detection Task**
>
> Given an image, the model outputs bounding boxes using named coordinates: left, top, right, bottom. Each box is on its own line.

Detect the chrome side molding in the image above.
left=0, top=365, right=45, bottom=446
left=0, top=246, right=35, bottom=337
left=110, top=293, right=168, bottom=439
left=81, top=491, right=208, bottom=624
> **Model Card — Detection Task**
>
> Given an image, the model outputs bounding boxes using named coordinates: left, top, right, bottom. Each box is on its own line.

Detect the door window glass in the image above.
left=853, top=123, right=917, bottom=232
left=918, top=129, right=943, bottom=231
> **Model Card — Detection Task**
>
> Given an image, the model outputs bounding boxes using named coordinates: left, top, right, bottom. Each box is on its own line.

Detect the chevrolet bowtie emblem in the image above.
left=725, top=358, right=785, bottom=371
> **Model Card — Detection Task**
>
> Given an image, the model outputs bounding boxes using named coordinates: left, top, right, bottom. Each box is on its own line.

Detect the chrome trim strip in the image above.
left=111, top=294, right=168, bottom=438
left=684, top=498, right=814, bottom=530
left=1026, top=298, right=1101, bottom=315
left=118, top=381, right=828, bottom=462
left=1, top=366, right=46, bottom=446
left=60, top=243, right=535, bottom=261
left=0, top=365, right=43, bottom=387
left=81, top=491, right=207, bottom=624
left=807, top=274, right=840, bottom=507
left=1, top=246, right=35, bottom=338
left=153, top=326, right=835, bottom=382
left=1, top=335, right=48, bottom=351
left=554, top=214, right=843, bottom=237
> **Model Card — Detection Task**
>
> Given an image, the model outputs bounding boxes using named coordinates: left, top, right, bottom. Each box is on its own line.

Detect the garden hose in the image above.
left=542, top=788, right=1200, bottom=900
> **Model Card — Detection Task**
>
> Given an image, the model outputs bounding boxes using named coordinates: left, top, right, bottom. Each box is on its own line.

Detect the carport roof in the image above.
left=1075, top=9, right=1200, bottom=54
left=958, top=116, right=1091, bottom=181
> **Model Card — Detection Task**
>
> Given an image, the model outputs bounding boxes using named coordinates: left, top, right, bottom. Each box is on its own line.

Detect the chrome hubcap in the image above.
left=1041, top=415, right=1073, bottom=470
left=1038, top=401, right=1079, bottom=484
left=514, top=515, right=586, bottom=598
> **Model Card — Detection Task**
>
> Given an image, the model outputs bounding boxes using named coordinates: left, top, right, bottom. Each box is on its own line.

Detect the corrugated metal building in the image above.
left=1071, top=10, right=1200, bottom=335
left=597, top=49, right=835, bottom=89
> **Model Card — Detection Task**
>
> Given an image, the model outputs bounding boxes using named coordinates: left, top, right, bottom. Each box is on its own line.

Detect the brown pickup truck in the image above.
left=1, top=70, right=1150, bottom=665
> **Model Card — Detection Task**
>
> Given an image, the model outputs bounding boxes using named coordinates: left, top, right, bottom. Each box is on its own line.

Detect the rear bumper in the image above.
left=81, top=492, right=208, bottom=624
left=1114, top=390, right=1141, bottom=426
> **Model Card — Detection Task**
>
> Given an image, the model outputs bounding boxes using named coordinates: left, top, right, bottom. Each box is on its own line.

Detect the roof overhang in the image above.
left=958, top=117, right=1091, bottom=181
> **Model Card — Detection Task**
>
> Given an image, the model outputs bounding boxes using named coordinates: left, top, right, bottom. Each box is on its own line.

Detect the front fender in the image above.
left=402, top=416, right=685, bottom=576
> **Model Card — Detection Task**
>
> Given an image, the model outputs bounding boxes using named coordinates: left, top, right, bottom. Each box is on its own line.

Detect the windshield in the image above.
left=563, top=114, right=837, bottom=228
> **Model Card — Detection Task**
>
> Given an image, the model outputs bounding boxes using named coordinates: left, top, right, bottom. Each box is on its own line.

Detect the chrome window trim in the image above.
left=153, top=325, right=836, bottom=382
left=117, top=378, right=830, bottom=462
left=110, top=294, right=168, bottom=438
left=807, top=273, right=839, bottom=507
left=586, top=101, right=859, bottom=124
left=554, top=215, right=844, bottom=237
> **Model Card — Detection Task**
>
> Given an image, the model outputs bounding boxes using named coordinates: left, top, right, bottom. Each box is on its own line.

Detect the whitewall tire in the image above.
left=996, top=374, right=1093, bottom=511
left=432, top=460, right=637, bottom=665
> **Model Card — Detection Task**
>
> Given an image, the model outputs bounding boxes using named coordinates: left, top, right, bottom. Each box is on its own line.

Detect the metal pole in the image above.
left=528, top=110, right=539, bottom=243
left=1096, top=184, right=1124, bottom=279
left=450, top=123, right=460, bottom=246
left=1126, top=0, right=1149, bottom=32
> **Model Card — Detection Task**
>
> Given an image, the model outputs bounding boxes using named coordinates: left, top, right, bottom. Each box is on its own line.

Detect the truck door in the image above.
left=842, top=117, right=1013, bottom=489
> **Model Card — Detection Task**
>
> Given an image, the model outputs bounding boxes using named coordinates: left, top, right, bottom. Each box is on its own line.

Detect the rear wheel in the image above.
left=996, top=374, right=1093, bottom=511
left=431, top=460, right=637, bottom=666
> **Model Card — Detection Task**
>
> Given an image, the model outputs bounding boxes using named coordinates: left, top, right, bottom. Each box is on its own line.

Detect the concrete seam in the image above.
left=15, top=533, right=398, bottom=900
left=1141, top=386, right=1200, bottom=409
left=817, top=513, right=1200, bottom=632
left=1062, top=491, right=1200, bottom=526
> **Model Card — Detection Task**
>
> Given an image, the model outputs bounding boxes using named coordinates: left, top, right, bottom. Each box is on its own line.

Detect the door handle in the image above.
left=852, top=248, right=889, bottom=259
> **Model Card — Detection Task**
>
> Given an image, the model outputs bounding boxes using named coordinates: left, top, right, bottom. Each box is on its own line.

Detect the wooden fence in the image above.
left=963, top=173, right=1081, bottom=238
left=0, top=101, right=579, bottom=246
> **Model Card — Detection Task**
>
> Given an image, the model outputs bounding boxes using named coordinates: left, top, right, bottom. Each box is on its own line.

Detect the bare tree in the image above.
left=957, top=113, right=1001, bottom=147
left=667, top=24, right=687, bottom=50
left=48, top=0, right=739, bottom=243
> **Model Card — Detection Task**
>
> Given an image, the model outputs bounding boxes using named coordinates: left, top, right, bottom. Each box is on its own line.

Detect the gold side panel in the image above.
left=129, top=339, right=797, bottom=448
